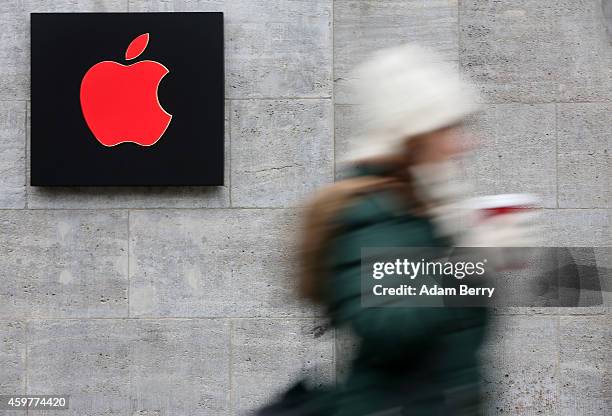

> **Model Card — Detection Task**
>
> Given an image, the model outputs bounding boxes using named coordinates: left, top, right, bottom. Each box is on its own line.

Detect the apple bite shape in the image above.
left=80, top=33, right=172, bottom=147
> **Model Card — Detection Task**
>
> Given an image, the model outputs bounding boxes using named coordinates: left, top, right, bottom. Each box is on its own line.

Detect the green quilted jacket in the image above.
left=259, top=167, right=489, bottom=416
left=319, top=167, right=488, bottom=416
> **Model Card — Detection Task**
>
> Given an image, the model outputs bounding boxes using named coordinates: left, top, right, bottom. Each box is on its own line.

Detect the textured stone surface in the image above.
left=226, top=0, right=332, bottom=99
left=333, top=104, right=361, bottom=178
left=0, top=11, right=29, bottom=101
left=27, top=319, right=230, bottom=415
left=0, top=321, right=26, bottom=395
left=130, top=0, right=332, bottom=99
left=334, top=0, right=458, bottom=104
left=480, top=315, right=559, bottom=415
left=0, top=210, right=128, bottom=319
left=128, top=0, right=225, bottom=11
left=231, top=100, right=333, bottom=207
left=559, top=316, right=611, bottom=415
left=232, top=318, right=334, bottom=414
left=553, top=0, right=612, bottom=102
left=0, top=101, right=25, bottom=208
left=128, top=319, right=230, bottom=415
left=23, top=0, right=127, bottom=11
left=27, top=320, right=132, bottom=416
left=543, top=209, right=610, bottom=246
left=463, top=103, right=557, bottom=207
left=27, top=102, right=230, bottom=208
left=557, top=103, right=611, bottom=209
left=460, top=0, right=612, bottom=103
left=129, top=209, right=314, bottom=317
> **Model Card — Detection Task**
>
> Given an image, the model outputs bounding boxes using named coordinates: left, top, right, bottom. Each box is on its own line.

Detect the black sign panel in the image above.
left=31, top=13, right=224, bottom=186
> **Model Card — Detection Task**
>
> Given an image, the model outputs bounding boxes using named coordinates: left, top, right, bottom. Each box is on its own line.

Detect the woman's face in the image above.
left=404, top=125, right=475, bottom=166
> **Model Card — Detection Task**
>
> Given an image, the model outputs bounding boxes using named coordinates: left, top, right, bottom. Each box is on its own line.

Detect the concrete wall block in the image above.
left=128, top=0, right=226, bottom=12
left=464, top=103, right=557, bottom=207
left=130, top=0, right=333, bottom=99
left=480, top=315, right=559, bottom=415
left=557, top=103, right=611, bottom=209
left=128, top=319, right=230, bottom=415
left=27, top=319, right=133, bottom=415
left=230, top=99, right=333, bottom=207
left=0, top=101, right=26, bottom=208
left=334, top=0, right=459, bottom=104
left=225, top=0, right=332, bottom=99
left=333, top=104, right=360, bottom=179
left=553, top=0, right=612, bottom=102
left=27, top=101, right=230, bottom=208
left=0, top=210, right=128, bottom=319
left=23, top=0, right=128, bottom=11
left=231, top=318, right=334, bottom=414
left=0, top=321, right=26, bottom=395
left=559, top=316, right=611, bottom=415
left=27, top=319, right=230, bottom=415
left=460, top=0, right=612, bottom=103
left=129, top=209, right=315, bottom=317
left=542, top=209, right=610, bottom=247
left=0, top=12, right=29, bottom=101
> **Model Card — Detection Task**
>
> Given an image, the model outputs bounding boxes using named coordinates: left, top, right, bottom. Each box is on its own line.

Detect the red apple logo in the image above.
left=80, top=33, right=172, bottom=147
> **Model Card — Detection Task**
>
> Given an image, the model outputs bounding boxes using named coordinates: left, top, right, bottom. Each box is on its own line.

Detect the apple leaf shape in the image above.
left=125, top=33, right=149, bottom=60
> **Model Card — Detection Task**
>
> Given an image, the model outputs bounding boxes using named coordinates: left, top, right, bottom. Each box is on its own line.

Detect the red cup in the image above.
left=464, top=194, right=541, bottom=270
left=467, top=194, right=539, bottom=221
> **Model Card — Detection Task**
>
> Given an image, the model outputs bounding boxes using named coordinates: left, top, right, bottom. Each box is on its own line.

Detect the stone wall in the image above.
left=0, top=1, right=609, bottom=415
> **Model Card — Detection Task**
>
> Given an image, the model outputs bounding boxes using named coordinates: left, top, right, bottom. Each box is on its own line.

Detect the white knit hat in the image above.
left=344, top=44, right=480, bottom=162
